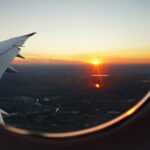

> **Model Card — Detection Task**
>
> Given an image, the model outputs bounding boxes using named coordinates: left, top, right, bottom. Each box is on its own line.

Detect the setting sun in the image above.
left=91, top=59, right=102, bottom=65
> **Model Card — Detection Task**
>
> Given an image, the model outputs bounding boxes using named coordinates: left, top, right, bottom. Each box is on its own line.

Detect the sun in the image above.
left=91, top=59, right=102, bottom=65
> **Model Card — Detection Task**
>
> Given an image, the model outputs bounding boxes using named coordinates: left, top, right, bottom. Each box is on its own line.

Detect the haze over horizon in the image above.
left=0, top=0, right=150, bottom=64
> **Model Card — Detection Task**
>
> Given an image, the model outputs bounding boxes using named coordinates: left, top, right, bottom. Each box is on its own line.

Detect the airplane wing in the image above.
left=0, top=32, right=36, bottom=79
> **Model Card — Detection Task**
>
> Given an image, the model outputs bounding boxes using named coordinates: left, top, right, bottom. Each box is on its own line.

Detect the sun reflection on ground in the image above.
left=95, top=83, right=101, bottom=88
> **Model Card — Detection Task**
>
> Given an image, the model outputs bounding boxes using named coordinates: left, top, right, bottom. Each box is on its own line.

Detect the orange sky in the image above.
left=13, top=49, right=150, bottom=65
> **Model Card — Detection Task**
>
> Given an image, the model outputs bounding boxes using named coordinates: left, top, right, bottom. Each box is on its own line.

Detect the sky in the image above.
left=0, top=0, right=150, bottom=64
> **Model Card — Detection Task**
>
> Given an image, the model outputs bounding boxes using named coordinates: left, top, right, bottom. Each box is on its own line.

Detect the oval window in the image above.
left=0, top=0, right=149, bottom=137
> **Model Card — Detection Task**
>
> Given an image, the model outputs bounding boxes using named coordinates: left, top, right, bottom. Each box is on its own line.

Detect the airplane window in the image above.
left=0, top=0, right=149, bottom=136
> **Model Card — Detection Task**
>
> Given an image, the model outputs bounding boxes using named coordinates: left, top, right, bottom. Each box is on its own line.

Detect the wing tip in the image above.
left=24, top=32, right=36, bottom=37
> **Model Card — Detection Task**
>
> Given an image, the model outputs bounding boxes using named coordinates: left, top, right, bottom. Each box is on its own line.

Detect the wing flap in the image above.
left=6, top=66, right=18, bottom=73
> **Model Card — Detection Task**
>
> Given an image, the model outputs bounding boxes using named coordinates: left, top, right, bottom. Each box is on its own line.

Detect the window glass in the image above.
left=0, top=0, right=149, bottom=134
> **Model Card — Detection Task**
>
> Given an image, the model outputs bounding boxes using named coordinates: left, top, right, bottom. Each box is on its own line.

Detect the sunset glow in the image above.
left=13, top=53, right=150, bottom=65
left=1, top=0, right=148, bottom=65
left=91, top=59, right=101, bottom=66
